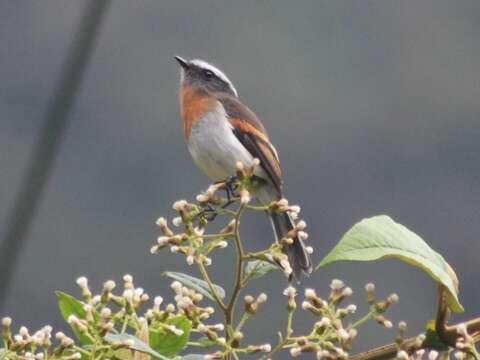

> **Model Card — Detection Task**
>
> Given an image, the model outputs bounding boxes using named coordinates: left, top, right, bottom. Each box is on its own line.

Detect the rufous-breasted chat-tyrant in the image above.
left=175, top=56, right=312, bottom=280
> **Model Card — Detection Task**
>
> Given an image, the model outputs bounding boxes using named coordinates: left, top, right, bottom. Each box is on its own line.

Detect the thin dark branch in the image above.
left=0, top=0, right=110, bottom=312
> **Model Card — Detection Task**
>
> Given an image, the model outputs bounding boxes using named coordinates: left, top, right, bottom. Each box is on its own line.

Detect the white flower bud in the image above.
left=172, top=217, right=183, bottom=227
left=280, top=259, right=292, bottom=275
left=156, top=217, right=167, bottom=227
left=342, top=287, right=353, bottom=297
left=338, top=328, right=350, bottom=341
left=383, top=320, right=393, bottom=329
left=196, top=194, right=209, bottom=203
left=157, top=236, right=169, bottom=246
left=2, top=317, right=12, bottom=326
left=456, top=323, right=468, bottom=336
left=101, top=308, right=112, bottom=318
left=104, top=280, right=116, bottom=291
left=235, top=161, right=244, bottom=171
left=388, top=293, right=399, bottom=304
left=283, top=286, right=296, bottom=297
left=289, top=205, right=301, bottom=214
left=305, top=288, right=316, bottom=299
left=76, top=277, right=88, bottom=288
left=173, top=200, right=187, bottom=211
left=318, top=317, right=331, bottom=328
left=330, top=279, right=344, bottom=290
left=296, top=220, right=306, bottom=230
left=260, top=344, right=271, bottom=352
left=257, top=293, right=268, bottom=304
left=298, top=231, right=309, bottom=241
left=290, top=347, right=302, bottom=357
left=123, top=289, right=134, bottom=302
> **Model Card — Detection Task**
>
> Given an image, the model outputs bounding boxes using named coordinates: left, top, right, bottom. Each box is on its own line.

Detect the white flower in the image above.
left=172, top=216, right=183, bottom=227
left=76, top=277, right=88, bottom=288
left=257, top=293, right=268, bottom=304
left=330, top=279, right=344, bottom=290
left=173, top=200, right=187, bottom=211
left=283, top=286, right=296, bottom=297
left=156, top=217, right=167, bottom=227
left=290, top=347, right=302, bottom=357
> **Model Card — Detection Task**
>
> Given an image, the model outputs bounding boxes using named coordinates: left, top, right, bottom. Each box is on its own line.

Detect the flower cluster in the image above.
left=279, top=280, right=400, bottom=359
left=0, top=274, right=221, bottom=360
left=150, top=160, right=312, bottom=278
left=454, top=323, right=479, bottom=358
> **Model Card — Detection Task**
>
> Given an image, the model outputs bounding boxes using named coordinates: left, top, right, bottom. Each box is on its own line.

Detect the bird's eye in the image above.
left=203, top=70, right=214, bottom=80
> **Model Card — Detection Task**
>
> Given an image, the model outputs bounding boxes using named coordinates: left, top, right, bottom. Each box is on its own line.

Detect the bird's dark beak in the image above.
left=174, top=56, right=189, bottom=70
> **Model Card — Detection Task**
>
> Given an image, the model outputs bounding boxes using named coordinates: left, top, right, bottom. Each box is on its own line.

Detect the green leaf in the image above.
left=56, top=291, right=92, bottom=344
left=149, top=316, right=192, bottom=357
left=194, top=337, right=217, bottom=348
left=104, top=333, right=170, bottom=360
left=318, top=215, right=464, bottom=313
left=113, top=349, right=133, bottom=360
left=163, top=272, right=225, bottom=301
left=244, top=260, right=278, bottom=280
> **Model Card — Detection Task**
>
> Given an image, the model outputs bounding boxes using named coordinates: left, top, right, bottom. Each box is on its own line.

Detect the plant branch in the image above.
left=225, top=204, right=246, bottom=339
left=350, top=287, right=480, bottom=360
left=198, top=261, right=227, bottom=311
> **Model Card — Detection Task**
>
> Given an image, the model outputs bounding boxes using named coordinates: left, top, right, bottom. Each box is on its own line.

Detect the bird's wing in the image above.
left=217, top=95, right=283, bottom=194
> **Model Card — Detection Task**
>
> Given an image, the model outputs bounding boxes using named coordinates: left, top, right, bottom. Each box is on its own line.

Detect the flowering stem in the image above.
left=234, top=312, right=251, bottom=333
left=198, top=262, right=227, bottom=311
left=225, top=204, right=246, bottom=340
left=348, top=309, right=376, bottom=330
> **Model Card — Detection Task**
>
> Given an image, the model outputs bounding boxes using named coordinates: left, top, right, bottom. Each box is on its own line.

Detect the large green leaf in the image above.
left=149, top=316, right=192, bottom=357
left=244, top=260, right=277, bottom=280
left=318, top=215, right=463, bottom=313
left=56, top=291, right=92, bottom=344
left=104, top=333, right=170, bottom=360
left=163, top=272, right=225, bottom=301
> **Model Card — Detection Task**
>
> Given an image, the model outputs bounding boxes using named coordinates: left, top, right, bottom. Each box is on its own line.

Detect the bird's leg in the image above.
left=215, top=175, right=240, bottom=205
left=201, top=204, right=218, bottom=222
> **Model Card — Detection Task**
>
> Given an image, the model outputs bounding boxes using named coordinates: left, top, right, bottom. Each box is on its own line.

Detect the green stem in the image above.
left=198, top=262, right=227, bottom=311
left=225, top=204, right=246, bottom=341
left=200, top=232, right=234, bottom=240
left=73, top=346, right=91, bottom=356
left=234, top=312, right=251, bottom=333
left=120, top=315, right=129, bottom=334
left=348, top=308, right=376, bottom=330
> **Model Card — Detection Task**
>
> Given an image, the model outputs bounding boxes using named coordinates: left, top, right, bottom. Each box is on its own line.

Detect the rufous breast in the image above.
left=179, top=85, right=218, bottom=139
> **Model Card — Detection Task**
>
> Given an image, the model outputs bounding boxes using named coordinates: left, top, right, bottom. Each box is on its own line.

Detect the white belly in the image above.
left=188, top=104, right=262, bottom=181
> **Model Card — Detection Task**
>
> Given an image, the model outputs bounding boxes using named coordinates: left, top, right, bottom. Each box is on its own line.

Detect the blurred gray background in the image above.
left=1, top=0, right=479, bottom=357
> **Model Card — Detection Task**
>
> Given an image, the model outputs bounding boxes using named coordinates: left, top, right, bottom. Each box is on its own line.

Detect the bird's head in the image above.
left=174, top=56, right=238, bottom=97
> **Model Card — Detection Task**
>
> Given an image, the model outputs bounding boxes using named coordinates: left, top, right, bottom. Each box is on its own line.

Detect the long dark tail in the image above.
left=270, top=211, right=312, bottom=281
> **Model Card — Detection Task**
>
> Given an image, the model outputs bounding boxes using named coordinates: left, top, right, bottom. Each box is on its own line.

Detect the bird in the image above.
left=174, top=56, right=312, bottom=280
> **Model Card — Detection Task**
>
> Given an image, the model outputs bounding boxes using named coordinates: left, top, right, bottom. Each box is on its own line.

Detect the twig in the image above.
left=198, top=262, right=227, bottom=311
left=350, top=286, right=480, bottom=360
left=226, top=204, right=246, bottom=339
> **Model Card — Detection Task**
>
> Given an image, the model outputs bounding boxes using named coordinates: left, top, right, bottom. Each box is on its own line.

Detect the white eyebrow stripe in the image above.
left=190, top=59, right=238, bottom=96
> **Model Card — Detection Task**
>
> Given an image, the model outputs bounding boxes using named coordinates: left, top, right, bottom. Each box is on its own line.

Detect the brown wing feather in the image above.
left=216, top=94, right=283, bottom=194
